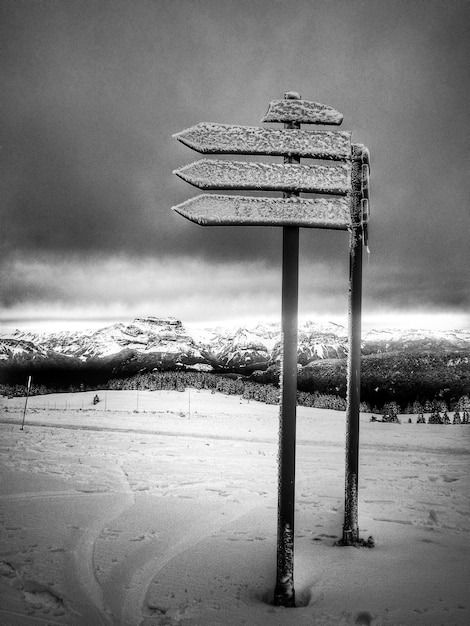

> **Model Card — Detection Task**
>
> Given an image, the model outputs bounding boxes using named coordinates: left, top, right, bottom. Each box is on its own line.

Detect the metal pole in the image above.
left=342, top=144, right=365, bottom=545
left=20, top=375, right=32, bottom=431
left=274, top=92, right=300, bottom=607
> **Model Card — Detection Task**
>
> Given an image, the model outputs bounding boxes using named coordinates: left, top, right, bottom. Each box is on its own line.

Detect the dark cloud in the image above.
left=1, top=0, right=469, bottom=326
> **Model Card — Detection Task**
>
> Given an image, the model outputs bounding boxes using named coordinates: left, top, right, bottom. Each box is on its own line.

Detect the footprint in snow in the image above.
left=22, top=580, right=65, bottom=613
left=0, top=562, right=66, bottom=614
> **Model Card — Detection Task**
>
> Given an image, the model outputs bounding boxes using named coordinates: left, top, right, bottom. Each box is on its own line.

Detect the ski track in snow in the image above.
left=119, top=498, right=264, bottom=625
left=70, top=462, right=135, bottom=625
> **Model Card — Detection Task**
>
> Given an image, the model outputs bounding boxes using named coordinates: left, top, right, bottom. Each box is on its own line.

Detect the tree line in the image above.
left=1, top=345, right=468, bottom=411
left=1, top=370, right=469, bottom=417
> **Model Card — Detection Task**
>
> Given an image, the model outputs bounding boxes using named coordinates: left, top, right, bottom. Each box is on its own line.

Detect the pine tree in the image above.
left=424, top=399, right=433, bottom=414
left=382, top=401, right=400, bottom=423
left=428, top=410, right=442, bottom=424
left=456, top=395, right=470, bottom=414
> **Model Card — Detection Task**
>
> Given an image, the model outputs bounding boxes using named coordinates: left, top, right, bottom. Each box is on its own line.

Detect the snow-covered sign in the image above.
left=261, top=98, right=344, bottom=124
left=174, top=194, right=351, bottom=229
left=174, top=122, right=351, bottom=159
left=174, top=159, right=351, bottom=194
left=172, top=97, right=362, bottom=230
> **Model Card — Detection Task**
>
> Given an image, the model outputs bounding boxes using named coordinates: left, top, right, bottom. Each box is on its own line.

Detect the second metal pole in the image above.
left=342, top=144, right=366, bottom=545
left=342, top=222, right=363, bottom=544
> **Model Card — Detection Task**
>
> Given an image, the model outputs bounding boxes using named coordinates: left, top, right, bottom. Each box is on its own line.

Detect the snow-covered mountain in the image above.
left=0, top=317, right=207, bottom=368
left=1, top=316, right=469, bottom=378
left=362, top=327, right=470, bottom=353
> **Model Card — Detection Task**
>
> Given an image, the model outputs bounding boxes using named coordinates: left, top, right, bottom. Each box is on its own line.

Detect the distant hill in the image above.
left=298, top=350, right=470, bottom=409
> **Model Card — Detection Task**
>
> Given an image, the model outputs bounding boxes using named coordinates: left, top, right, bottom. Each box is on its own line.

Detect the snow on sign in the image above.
left=174, top=159, right=351, bottom=195
left=174, top=194, right=351, bottom=229
left=174, top=122, right=351, bottom=159
left=262, top=98, right=344, bottom=125
left=172, top=96, right=358, bottom=229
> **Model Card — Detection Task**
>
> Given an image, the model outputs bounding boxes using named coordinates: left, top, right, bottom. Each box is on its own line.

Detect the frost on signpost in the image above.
left=341, top=143, right=370, bottom=546
left=171, top=92, right=370, bottom=607
left=174, top=194, right=351, bottom=228
left=261, top=98, right=344, bottom=125
left=174, top=122, right=351, bottom=159
left=175, top=159, right=351, bottom=194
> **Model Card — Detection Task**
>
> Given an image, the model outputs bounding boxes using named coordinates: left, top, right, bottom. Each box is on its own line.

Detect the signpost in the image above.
left=172, top=92, right=370, bottom=607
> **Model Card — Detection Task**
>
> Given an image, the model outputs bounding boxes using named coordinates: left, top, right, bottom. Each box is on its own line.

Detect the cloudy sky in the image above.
left=1, top=0, right=469, bottom=332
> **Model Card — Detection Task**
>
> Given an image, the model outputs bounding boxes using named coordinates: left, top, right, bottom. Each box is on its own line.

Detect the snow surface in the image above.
left=0, top=390, right=469, bottom=625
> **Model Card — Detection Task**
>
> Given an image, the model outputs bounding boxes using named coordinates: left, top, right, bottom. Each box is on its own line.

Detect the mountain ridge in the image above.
left=2, top=317, right=469, bottom=408
left=1, top=316, right=469, bottom=376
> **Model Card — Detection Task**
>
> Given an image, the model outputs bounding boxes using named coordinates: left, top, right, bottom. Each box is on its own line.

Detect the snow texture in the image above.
left=262, top=99, right=344, bottom=125
left=173, top=123, right=351, bottom=160
left=174, top=159, right=351, bottom=194
left=173, top=194, right=351, bottom=229
left=1, top=389, right=469, bottom=625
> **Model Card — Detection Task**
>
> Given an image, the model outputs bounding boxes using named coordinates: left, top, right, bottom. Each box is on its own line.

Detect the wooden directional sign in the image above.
left=262, top=98, right=344, bottom=125
left=173, top=194, right=351, bottom=229
left=172, top=97, right=355, bottom=229
left=174, top=122, right=351, bottom=160
left=174, top=159, right=351, bottom=195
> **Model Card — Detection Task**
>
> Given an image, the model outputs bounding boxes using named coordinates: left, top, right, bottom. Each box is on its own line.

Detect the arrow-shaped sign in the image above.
left=262, top=99, right=344, bottom=125
left=173, top=194, right=351, bottom=229
left=174, top=159, right=351, bottom=195
left=174, top=123, right=351, bottom=160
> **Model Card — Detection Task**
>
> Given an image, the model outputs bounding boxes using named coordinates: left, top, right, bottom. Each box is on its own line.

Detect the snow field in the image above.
left=0, top=389, right=469, bottom=625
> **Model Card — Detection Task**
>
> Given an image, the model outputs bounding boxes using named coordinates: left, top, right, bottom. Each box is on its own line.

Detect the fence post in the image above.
left=20, top=375, right=32, bottom=431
